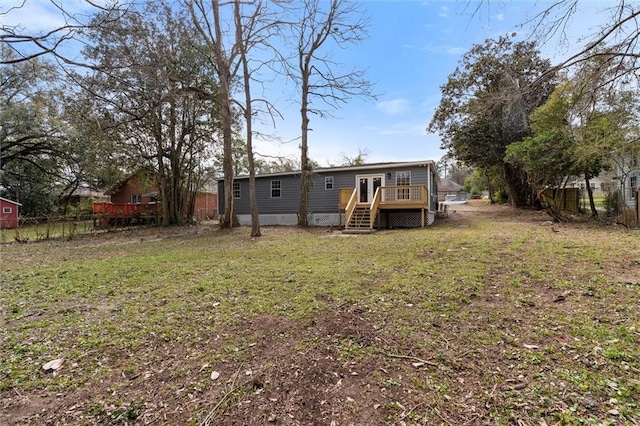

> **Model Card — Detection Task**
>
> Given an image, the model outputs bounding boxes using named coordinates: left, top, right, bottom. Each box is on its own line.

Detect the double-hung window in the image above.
left=233, top=181, right=241, bottom=199
left=271, top=180, right=282, bottom=198
left=325, top=176, right=334, bottom=190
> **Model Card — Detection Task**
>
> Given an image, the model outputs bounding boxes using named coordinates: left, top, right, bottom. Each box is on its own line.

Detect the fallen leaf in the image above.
left=412, top=362, right=425, bottom=368
left=523, top=344, right=539, bottom=350
left=43, top=359, right=64, bottom=371
left=210, top=371, right=220, bottom=381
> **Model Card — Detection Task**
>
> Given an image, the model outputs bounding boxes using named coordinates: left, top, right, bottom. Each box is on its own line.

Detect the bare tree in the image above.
left=187, top=0, right=239, bottom=229
left=527, top=2, right=640, bottom=80
left=286, top=0, right=374, bottom=227
left=1, top=0, right=130, bottom=66
left=188, top=0, right=282, bottom=234
left=233, top=0, right=283, bottom=237
left=339, top=148, right=370, bottom=166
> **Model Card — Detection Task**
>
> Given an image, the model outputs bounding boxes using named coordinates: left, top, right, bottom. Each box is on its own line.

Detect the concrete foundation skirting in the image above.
left=235, top=213, right=341, bottom=226
left=230, top=211, right=435, bottom=227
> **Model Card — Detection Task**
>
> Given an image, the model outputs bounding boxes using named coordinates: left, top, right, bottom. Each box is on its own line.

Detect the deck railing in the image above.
left=92, top=202, right=159, bottom=215
left=339, top=185, right=428, bottom=210
left=369, top=187, right=382, bottom=228
left=344, top=188, right=358, bottom=226
left=380, top=185, right=428, bottom=205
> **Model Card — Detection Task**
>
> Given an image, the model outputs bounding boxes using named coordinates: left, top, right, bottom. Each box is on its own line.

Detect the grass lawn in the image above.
left=1, top=220, right=98, bottom=244
left=1, top=201, right=639, bottom=425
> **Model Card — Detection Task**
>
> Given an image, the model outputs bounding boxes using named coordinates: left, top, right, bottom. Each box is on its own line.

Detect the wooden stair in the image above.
left=343, top=207, right=377, bottom=234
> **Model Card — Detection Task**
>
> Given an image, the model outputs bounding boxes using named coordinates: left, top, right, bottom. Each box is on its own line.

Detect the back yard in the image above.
left=1, top=201, right=639, bottom=425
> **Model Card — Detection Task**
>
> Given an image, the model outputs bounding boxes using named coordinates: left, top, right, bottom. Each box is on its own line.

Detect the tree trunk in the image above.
left=234, top=0, right=261, bottom=237
left=585, top=176, right=598, bottom=217
left=221, top=99, right=235, bottom=228
left=209, top=0, right=237, bottom=229
left=503, top=164, right=521, bottom=207
left=157, top=162, right=169, bottom=227
left=154, top=115, right=170, bottom=226
left=486, top=171, right=495, bottom=204
left=503, top=163, right=529, bottom=208
left=538, top=188, right=564, bottom=222
left=298, top=88, right=310, bottom=227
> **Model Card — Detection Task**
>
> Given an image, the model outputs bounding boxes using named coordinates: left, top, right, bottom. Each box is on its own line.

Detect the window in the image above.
left=396, top=171, right=411, bottom=199
left=396, top=171, right=411, bottom=186
left=131, top=194, right=142, bottom=203
left=233, top=181, right=241, bottom=199
left=631, top=176, right=638, bottom=199
left=271, top=180, right=281, bottom=198
left=2, top=207, right=11, bottom=214
left=325, top=176, right=334, bottom=190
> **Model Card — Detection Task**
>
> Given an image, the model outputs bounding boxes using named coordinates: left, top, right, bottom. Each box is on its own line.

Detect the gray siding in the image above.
left=219, top=163, right=437, bottom=217
left=219, top=174, right=301, bottom=215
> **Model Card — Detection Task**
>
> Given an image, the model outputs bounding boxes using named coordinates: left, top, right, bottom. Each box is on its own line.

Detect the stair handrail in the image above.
left=369, top=187, right=382, bottom=229
left=344, top=187, right=358, bottom=227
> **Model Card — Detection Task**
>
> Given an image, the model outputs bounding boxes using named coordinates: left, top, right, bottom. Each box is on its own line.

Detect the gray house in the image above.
left=218, top=161, right=439, bottom=230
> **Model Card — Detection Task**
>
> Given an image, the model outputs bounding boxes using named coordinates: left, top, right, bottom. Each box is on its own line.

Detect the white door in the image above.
left=356, top=174, right=384, bottom=205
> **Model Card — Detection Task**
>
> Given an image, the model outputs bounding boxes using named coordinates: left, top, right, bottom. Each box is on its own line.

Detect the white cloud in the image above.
left=365, top=121, right=428, bottom=137
left=0, top=0, right=97, bottom=32
left=376, top=99, right=410, bottom=116
left=420, top=44, right=467, bottom=56
left=439, top=6, right=449, bottom=18
left=446, top=46, right=467, bottom=55
left=495, top=13, right=505, bottom=22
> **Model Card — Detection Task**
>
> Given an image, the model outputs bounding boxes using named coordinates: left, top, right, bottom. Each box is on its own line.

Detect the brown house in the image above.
left=108, top=169, right=158, bottom=205
left=104, top=169, right=217, bottom=220
left=193, top=191, right=217, bottom=220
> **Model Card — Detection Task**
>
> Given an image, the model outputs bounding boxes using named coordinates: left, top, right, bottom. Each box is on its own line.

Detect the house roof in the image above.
left=229, top=161, right=437, bottom=181
left=70, top=187, right=108, bottom=198
left=106, top=168, right=154, bottom=195
left=438, top=178, right=464, bottom=192
left=0, top=197, right=22, bottom=206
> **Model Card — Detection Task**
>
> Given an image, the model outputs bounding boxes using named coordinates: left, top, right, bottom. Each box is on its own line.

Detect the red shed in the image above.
left=0, top=197, right=21, bottom=229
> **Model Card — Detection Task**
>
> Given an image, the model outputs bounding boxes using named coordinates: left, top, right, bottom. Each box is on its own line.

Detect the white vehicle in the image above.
left=441, top=195, right=468, bottom=205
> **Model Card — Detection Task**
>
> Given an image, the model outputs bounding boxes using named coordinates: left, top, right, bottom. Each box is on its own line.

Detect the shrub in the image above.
left=603, top=191, right=619, bottom=215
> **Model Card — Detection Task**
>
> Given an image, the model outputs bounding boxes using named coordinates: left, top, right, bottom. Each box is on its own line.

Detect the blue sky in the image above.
left=1, top=0, right=611, bottom=166
left=252, top=0, right=609, bottom=166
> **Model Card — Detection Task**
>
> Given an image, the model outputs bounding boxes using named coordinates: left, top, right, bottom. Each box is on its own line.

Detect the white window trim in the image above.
left=233, top=182, right=241, bottom=199
left=2, top=207, right=12, bottom=214
left=325, top=176, right=334, bottom=190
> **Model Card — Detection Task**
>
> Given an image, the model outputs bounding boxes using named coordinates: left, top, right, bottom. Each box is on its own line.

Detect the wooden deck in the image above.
left=92, top=202, right=159, bottom=227
left=340, top=186, right=429, bottom=231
